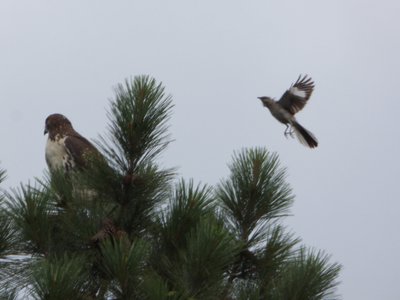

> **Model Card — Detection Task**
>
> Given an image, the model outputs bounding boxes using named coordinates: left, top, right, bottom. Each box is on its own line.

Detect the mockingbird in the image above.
left=258, top=75, right=318, bottom=148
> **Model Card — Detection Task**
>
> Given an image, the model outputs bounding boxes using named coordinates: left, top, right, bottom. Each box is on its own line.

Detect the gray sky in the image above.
left=1, top=1, right=399, bottom=298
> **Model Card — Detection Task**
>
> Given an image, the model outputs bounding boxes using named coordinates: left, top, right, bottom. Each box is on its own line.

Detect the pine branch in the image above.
left=268, top=247, right=342, bottom=300
left=216, top=147, right=294, bottom=248
left=0, top=218, right=16, bottom=256
left=140, top=271, right=183, bottom=300
left=99, top=237, right=149, bottom=299
left=177, top=216, right=240, bottom=298
left=151, top=180, right=240, bottom=298
left=258, top=225, right=300, bottom=280
left=30, top=254, right=90, bottom=300
left=0, top=79, right=343, bottom=299
left=0, top=255, right=33, bottom=299
left=5, top=184, right=58, bottom=255
left=0, top=169, right=17, bottom=257
left=231, top=281, right=261, bottom=300
left=156, top=179, right=214, bottom=259
left=87, top=75, right=175, bottom=239
left=114, top=162, right=173, bottom=237
left=99, top=75, right=173, bottom=174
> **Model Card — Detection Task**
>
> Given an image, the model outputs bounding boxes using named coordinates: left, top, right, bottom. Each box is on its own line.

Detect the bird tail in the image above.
left=292, top=121, right=318, bottom=148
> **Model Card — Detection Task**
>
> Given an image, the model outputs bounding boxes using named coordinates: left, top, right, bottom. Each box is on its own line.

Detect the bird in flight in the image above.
left=44, top=113, right=101, bottom=173
left=258, top=75, right=318, bottom=148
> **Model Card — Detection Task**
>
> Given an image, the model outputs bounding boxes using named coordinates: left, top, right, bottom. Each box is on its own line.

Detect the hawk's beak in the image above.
left=44, top=128, right=48, bottom=135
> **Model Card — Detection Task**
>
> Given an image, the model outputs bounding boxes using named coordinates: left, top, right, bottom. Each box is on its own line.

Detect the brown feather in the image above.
left=45, top=113, right=101, bottom=172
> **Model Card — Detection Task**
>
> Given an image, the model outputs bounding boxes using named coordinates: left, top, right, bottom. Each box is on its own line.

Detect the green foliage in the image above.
left=30, top=254, right=89, bottom=300
left=5, top=184, right=56, bottom=255
left=172, top=217, right=239, bottom=299
left=90, top=75, right=175, bottom=237
left=100, top=75, right=173, bottom=173
left=114, top=162, right=173, bottom=237
left=0, top=168, right=16, bottom=256
left=267, top=248, right=342, bottom=300
left=231, top=247, right=341, bottom=300
left=0, top=167, right=32, bottom=298
left=257, top=225, right=300, bottom=283
left=216, top=148, right=294, bottom=248
left=99, top=237, right=149, bottom=299
left=0, top=217, right=15, bottom=255
left=150, top=180, right=242, bottom=299
left=0, top=76, right=341, bottom=299
left=140, top=272, right=182, bottom=300
left=157, top=180, right=215, bottom=255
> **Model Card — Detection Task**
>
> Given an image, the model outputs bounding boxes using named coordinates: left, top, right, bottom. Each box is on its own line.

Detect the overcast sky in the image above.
left=1, top=1, right=399, bottom=298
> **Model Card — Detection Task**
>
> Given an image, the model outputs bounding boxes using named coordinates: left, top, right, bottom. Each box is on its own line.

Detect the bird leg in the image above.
left=284, top=125, right=289, bottom=138
left=284, top=124, right=295, bottom=139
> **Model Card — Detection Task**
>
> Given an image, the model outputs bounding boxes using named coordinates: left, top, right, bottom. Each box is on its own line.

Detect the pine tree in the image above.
left=0, top=76, right=341, bottom=299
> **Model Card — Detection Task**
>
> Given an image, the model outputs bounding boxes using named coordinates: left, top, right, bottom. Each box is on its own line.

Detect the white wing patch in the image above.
left=289, top=87, right=306, bottom=98
left=45, top=135, right=75, bottom=172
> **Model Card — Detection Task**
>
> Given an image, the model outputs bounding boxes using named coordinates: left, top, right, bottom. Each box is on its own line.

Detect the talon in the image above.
left=284, top=124, right=295, bottom=139
left=284, top=124, right=290, bottom=137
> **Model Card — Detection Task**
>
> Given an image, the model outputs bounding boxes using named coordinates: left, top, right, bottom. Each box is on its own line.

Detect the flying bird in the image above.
left=44, top=113, right=101, bottom=173
left=258, top=75, right=318, bottom=148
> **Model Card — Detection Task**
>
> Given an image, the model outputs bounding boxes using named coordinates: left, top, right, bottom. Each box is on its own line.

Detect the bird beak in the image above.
left=44, top=128, right=48, bottom=135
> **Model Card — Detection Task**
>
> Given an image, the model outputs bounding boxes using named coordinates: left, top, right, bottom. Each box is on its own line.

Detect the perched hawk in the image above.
left=258, top=75, right=318, bottom=148
left=44, top=113, right=100, bottom=173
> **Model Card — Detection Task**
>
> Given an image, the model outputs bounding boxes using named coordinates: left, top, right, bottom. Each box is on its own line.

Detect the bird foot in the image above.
left=284, top=128, right=295, bottom=139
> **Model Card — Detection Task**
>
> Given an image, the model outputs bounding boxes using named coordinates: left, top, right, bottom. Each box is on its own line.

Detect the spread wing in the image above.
left=277, top=75, right=315, bottom=115
left=64, top=133, right=100, bottom=170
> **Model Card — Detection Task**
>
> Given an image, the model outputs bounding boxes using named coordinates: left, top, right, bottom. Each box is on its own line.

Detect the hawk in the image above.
left=44, top=113, right=101, bottom=173
left=258, top=75, right=318, bottom=148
